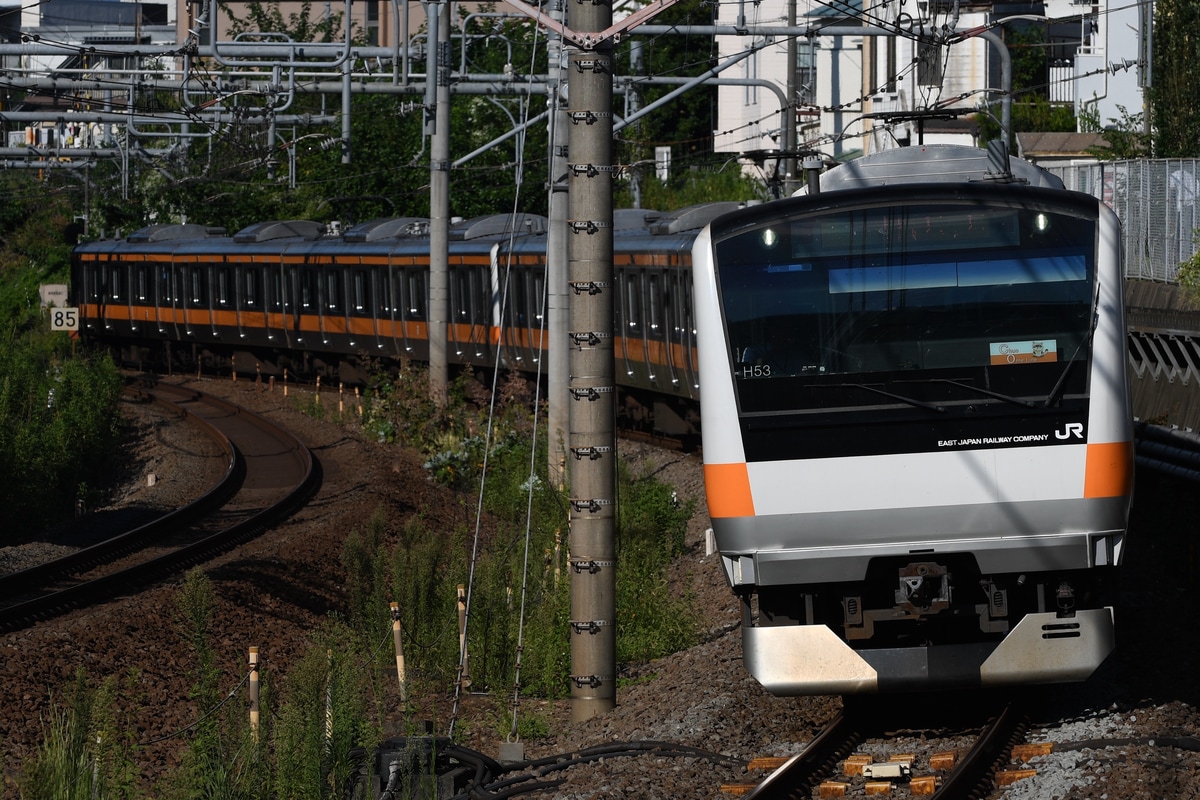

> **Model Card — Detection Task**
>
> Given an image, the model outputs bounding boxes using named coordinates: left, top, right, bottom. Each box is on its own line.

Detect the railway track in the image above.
left=730, top=696, right=1031, bottom=800
left=0, top=378, right=319, bottom=631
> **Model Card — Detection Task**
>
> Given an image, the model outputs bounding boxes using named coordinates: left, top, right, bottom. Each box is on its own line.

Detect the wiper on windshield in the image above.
left=819, top=382, right=946, bottom=413
left=915, top=379, right=1037, bottom=408
left=1043, top=314, right=1097, bottom=407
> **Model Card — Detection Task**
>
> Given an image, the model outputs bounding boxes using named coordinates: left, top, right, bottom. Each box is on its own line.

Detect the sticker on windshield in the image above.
left=990, top=340, right=1058, bottom=365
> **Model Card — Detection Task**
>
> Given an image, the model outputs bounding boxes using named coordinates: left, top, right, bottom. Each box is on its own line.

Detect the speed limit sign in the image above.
left=50, top=307, right=79, bottom=331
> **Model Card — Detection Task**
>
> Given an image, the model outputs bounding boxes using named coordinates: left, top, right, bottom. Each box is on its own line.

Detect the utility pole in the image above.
left=503, top=0, right=686, bottom=725
left=564, top=0, right=617, bottom=723
left=428, top=0, right=451, bottom=404
left=784, top=0, right=798, bottom=195
left=547, top=8, right=570, bottom=490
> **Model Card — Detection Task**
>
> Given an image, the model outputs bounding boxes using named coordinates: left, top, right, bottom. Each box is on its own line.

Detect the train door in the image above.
left=103, top=257, right=123, bottom=332
left=498, top=256, right=545, bottom=371
left=673, top=261, right=699, bottom=395
left=350, top=260, right=372, bottom=352
left=618, top=266, right=647, bottom=385
left=215, top=260, right=236, bottom=341
left=318, top=260, right=345, bottom=349
left=403, top=260, right=428, bottom=360
left=449, top=258, right=490, bottom=365
left=131, top=259, right=151, bottom=333
left=184, top=257, right=213, bottom=340
left=266, top=261, right=291, bottom=348
left=239, top=261, right=265, bottom=348
left=374, top=260, right=396, bottom=357
left=159, top=258, right=184, bottom=341
left=296, top=263, right=317, bottom=346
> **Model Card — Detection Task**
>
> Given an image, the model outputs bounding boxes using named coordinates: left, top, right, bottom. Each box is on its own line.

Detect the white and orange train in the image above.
left=72, top=205, right=741, bottom=440
left=692, top=145, right=1133, bottom=693
left=74, top=144, right=1133, bottom=694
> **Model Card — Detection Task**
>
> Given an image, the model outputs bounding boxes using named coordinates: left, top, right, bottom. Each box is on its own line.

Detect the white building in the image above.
left=714, top=0, right=1150, bottom=164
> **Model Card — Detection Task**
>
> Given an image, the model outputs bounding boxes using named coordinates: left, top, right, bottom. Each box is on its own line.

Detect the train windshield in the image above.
left=714, top=200, right=1098, bottom=414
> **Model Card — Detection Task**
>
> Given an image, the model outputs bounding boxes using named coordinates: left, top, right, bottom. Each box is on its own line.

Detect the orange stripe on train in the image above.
left=1084, top=441, right=1134, bottom=498
left=703, top=463, right=755, bottom=518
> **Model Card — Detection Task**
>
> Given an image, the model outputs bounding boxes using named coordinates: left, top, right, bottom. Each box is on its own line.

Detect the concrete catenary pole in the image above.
left=566, top=0, right=617, bottom=721
left=428, top=0, right=452, bottom=404
left=547, top=12, right=571, bottom=489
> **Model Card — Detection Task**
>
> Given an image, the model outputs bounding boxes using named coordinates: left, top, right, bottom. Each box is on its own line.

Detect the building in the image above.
left=714, top=0, right=1150, bottom=164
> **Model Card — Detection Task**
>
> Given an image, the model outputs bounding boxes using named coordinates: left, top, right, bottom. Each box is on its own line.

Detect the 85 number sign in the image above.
left=51, top=307, right=79, bottom=331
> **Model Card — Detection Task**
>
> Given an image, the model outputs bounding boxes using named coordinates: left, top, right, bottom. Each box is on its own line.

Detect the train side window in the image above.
left=532, top=272, right=545, bottom=325
left=170, top=267, right=185, bottom=305
left=625, top=272, right=642, bottom=334
left=300, top=270, right=316, bottom=310
left=189, top=266, right=206, bottom=305
left=136, top=265, right=149, bottom=303
left=451, top=270, right=470, bottom=322
left=647, top=274, right=662, bottom=337
left=218, top=267, right=233, bottom=306
left=325, top=270, right=341, bottom=312
left=107, top=266, right=122, bottom=301
left=353, top=270, right=369, bottom=314
left=244, top=268, right=262, bottom=309
left=407, top=272, right=427, bottom=320
left=378, top=270, right=394, bottom=315
left=270, top=271, right=283, bottom=311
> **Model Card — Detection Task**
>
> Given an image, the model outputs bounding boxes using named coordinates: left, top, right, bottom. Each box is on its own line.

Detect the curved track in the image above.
left=0, top=378, right=319, bottom=631
left=739, top=697, right=1029, bottom=800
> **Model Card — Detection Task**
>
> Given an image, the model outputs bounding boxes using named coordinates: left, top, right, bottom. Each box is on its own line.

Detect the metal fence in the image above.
left=1049, top=159, right=1200, bottom=282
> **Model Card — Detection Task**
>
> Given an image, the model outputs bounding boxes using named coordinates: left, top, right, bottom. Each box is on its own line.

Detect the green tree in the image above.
left=617, top=0, right=718, bottom=197
left=1151, top=0, right=1200, bottom=156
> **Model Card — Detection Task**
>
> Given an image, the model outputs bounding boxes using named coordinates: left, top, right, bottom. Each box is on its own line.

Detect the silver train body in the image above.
left=692, top=145, right=1134, bottom=694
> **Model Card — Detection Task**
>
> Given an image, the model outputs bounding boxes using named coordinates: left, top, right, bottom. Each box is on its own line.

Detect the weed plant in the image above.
left=342, top=364, right=700, bottom=710
left=0, top=323, right=123, bottom=539
left=20, top=671, right=139, bottom=800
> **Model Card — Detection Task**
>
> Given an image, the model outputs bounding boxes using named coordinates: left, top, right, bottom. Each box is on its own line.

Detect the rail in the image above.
left=0, top=381, right=319, bottom=631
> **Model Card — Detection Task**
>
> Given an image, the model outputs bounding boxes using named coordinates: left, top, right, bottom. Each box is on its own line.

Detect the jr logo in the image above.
left=1055, top=423, right=1084, bottom=440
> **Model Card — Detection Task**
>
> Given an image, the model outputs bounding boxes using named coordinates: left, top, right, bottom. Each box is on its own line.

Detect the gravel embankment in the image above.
left=2, top=373, right=1198, bottom=799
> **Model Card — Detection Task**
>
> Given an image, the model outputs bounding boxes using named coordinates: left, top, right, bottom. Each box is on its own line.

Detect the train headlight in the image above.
left=760, top=228, right=780, bottom=249
left=1033, top=213, right=1051, bottom=232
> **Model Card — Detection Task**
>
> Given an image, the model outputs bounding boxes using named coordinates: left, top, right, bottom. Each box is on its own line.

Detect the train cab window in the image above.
left=243, top=268, right=262, bottom=309
left=325, top=271, right=342, bottom=312
left=218, top=267, right=233, bottom=306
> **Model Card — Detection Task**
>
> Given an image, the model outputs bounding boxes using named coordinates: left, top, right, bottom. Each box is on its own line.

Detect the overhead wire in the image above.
left=446, top=8, right=548, bottom=740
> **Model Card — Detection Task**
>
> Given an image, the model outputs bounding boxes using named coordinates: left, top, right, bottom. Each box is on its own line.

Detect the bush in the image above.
left=0, top=323, right=124, bottom=539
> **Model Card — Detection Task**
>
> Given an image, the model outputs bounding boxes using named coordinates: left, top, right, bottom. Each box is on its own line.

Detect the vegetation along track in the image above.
left=732, top=695, right=1032, bottom=800
left=0, top=377, right=319, bottom=631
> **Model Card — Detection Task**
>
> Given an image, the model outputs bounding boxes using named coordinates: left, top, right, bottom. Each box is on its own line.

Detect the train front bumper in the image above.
left=743, top=607, right=1115, bottom=695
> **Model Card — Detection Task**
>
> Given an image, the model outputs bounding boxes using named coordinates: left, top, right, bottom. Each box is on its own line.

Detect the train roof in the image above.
left=125, top=223, right=228, bottom=243
left=233, top=220, right=325, bottom=243
left=450, top=213, right=548, bottom=240
left=344, top=217, right=430, bottom=242
left=815, top=144, right=1065, bottom=191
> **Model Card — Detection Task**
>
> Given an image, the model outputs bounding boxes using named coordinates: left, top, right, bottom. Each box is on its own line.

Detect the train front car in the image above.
left=692, top=146, right=1133, bottom=695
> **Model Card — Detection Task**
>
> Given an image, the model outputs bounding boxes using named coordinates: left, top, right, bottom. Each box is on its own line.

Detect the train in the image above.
left=692, top=145, right=1134, bottom=694
left=73, top=143, right=1134, bottom=695
left=72, top=202, right=743, bottom=439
